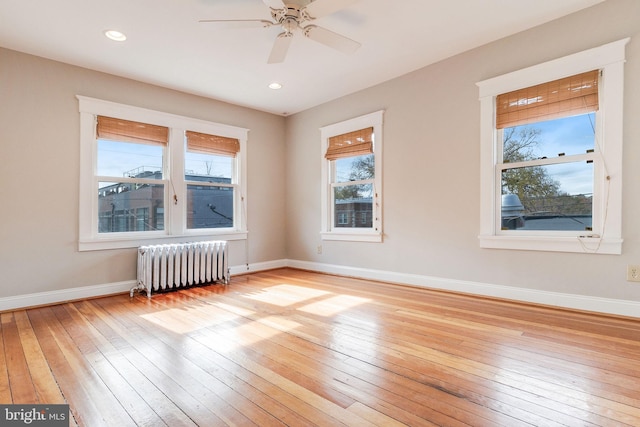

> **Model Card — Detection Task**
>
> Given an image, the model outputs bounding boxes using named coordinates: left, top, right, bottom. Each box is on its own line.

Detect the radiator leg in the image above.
left=130, top=283, right=146, bottom=298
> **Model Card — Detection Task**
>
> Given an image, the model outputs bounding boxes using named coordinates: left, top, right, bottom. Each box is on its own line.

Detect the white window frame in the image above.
left=78, top=96, right=248, bottom=251
left=476, top=38, right=628, bottom=254
left=320, top=110, right=383, bottom=242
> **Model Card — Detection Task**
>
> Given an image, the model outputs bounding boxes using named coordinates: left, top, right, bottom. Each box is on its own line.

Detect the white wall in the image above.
left=0, top=48, right=287, bottom=299
left=284, top=0, right=640, bottom=311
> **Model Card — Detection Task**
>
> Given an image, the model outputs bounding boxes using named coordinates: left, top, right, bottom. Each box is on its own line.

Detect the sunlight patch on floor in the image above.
left=242, top=284, right=331, bottom=306
left=297, top=294, right=371, bottom=317
left=213, top=302, right=256, bottom=317
left=193, top=315, right=303, bottom=353
left=140, top=304, right=243, bottom=334
left=254, top=315, right=304, bottom=334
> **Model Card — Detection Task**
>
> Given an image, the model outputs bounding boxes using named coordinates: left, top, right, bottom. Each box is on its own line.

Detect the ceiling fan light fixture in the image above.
left=104, top=30, right=127, bottom=42
left=281, top=17, right=298, bottom=33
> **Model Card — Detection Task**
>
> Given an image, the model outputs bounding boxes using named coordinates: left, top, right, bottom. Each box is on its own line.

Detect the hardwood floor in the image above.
left=2, top=268, right=639, bottom=426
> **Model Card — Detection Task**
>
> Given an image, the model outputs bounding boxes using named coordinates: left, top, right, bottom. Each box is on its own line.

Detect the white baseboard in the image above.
left=2, top=259, right=638, bottom=319
left=0, top=280, right=136, bottom=312
left=285, top=259, right=640, bottom=319
left=0, top=260, right=287, bottom=312
left=230, top=259, right=288, bottom=276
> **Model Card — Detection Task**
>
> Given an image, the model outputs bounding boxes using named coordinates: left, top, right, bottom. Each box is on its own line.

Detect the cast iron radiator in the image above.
left=131, top=240, right=229, bottom=297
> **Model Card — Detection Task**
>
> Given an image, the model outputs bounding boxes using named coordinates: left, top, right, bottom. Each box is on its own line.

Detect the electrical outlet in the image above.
left=317, top=245, right=322, bottom=254
left=627, top=265, right=640, bottom=282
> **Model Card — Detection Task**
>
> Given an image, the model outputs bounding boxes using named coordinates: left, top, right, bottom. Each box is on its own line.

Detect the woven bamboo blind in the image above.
left=496, top=70, right=599, bottom=129
left=325, top=127, right=373, bottom=160
left=96, top=116, right=169, bottom=145
left=186, top=130, right=240, bottom=157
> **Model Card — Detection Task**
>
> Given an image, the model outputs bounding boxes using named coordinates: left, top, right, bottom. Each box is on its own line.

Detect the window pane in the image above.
left=185, top=151, right=233, bottom=180
left=97, top=139, right=163, bottom=178
left=503, top=113, right=595, bottom=162
left=334, top=184, right=373, bottom=228
left=135, top=207, right=149, bottom=231
left=97, top=182, right=165, bottom=232
left=334, top=154, right=374, bottom=183
left=501, top=162, right=593, bottom=231
left=187, top=185, right=234, bottom=229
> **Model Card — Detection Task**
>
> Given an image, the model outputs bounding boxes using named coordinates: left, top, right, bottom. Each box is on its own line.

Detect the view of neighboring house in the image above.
left=98, top=169, right=233, bottom=232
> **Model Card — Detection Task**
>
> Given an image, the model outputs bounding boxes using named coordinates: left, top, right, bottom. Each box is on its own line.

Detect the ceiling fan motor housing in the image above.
left=271, top=4, right=310, bottom=33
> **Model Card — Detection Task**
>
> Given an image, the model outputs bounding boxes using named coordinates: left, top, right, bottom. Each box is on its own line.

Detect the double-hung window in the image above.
left=78, top=96, right=248, bottom=251
left=184, top=131, right=240, bottom=230
left=96, top=116, right=168, bottom=234
left=477, top=39, right=628, bottom=254
left=320, top=111, right=383, bottom=242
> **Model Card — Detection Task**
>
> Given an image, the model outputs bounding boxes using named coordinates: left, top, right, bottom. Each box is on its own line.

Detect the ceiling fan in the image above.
left=200, top=0, right=361, bottom=64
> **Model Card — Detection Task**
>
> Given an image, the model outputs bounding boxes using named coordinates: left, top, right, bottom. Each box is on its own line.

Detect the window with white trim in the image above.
left=320, top=111, right=383, bottom=242
left=477, top=39, right=628, bottom=254
left=184, top=131, right=240, bottom=230
left=78, top=96, right=248, bottom=251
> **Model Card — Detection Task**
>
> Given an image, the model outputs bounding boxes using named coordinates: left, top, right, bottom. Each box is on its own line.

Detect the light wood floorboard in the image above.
left=2, top=268, right=639, bottom=426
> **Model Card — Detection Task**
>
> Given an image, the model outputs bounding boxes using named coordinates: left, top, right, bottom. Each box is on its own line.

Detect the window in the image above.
left=96, top=116, right=167, bottom=234
left=338, top=212, right=348, bottom=225
left=184, top=131, right=240, bottom=230
left=477, top=39, right=628, bottom=254
left=320, top=111, right=383, bottom=242
left=498, top=71, right=597, bottom=233
left=78, top=97, right=248, bottom=251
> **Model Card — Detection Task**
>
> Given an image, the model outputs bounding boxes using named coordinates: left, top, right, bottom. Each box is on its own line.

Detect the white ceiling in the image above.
left=0, top=0, right=603, bottom=116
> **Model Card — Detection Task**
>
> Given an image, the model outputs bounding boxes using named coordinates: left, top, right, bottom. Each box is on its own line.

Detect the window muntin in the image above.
left=320, top=111, right=383, bottom=242
left=476, top=38, right=628, bottom=254
left=78, top=96, right=248, bottom=250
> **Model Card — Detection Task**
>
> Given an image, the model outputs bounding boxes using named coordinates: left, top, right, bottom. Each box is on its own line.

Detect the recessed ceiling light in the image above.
left=268, top=82, right=282, bottom=90
left=104, top=30, right=127, bottom=42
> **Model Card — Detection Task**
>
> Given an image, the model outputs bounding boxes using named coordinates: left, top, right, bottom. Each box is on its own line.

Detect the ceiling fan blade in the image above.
left=262, top=0, right=286, bottom=9
left=268, top=32, right=293, bottom=64
left=303, top=25, right=360, bottom=55
left=302, top=0, right=359, bottom=19
left=199, top=19, right=274, bottom=29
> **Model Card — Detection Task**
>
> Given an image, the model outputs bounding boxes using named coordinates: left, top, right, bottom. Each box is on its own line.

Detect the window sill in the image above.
left=321, top=231, right=382, bottom=243
left=479, top=234, right=622, bottom=254
left=79, top=231, right=247, bottom=251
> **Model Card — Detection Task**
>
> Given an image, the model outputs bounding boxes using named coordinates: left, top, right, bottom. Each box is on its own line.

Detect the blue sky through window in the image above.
left=506, top=112, right=595, bottom=195
left=98, top=139, right=233, bottom=186
left=97, top=139, right=162, bottom=179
